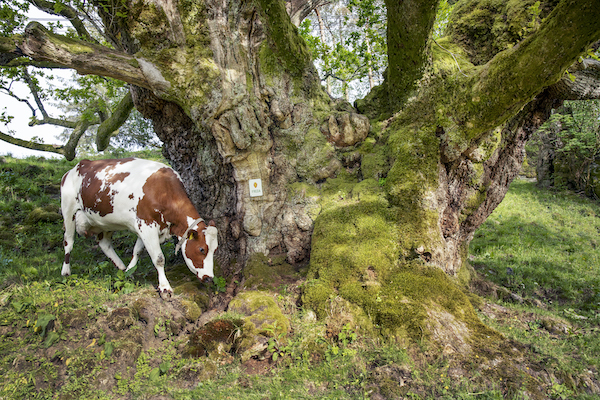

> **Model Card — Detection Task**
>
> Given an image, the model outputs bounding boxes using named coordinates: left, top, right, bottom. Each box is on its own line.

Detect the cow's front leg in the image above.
left=97, top=232, right=127, bottom=270
left=141, top=234, right=173, bottom=295
left=154, top=254, right=173, bottom=297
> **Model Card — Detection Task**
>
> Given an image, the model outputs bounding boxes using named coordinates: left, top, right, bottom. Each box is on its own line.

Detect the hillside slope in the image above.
left=0, top=155, right=599, bottom=399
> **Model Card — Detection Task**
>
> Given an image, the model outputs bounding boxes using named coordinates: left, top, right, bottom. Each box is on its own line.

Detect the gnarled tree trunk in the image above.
left=2, top=0, right=600, bottom=349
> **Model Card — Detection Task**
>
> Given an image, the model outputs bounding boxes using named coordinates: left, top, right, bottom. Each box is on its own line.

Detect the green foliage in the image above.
left=533, top=100, right=600, bottom=196
left=299, top=0, right=387, bottom=99
left=212, top=276, right=227, bottom=293
left=0, top=0, right=29, bottom=36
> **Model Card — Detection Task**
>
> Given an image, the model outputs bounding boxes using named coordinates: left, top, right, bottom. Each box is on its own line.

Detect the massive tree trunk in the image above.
left=3, top=0, right=600, bottom=347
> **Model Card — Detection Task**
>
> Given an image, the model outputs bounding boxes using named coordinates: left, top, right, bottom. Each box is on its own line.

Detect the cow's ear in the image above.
left=208, top=220, right=216, bottom=227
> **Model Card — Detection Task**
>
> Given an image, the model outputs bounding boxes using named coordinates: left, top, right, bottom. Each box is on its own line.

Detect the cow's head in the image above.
left=181, top=220, right=218, bottom=282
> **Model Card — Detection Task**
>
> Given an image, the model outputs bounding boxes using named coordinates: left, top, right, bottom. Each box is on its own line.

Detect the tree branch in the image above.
left=22, top=68, right=49, bottom=120
left=385, top=0, right=440, bottom=111
left=0, top=83, right=38, bottom=116
left=466, top=0, right=600, bottom=139
left=3, top=22, right=169, bottom=93
left=0, top=130, right=65, bottom=156
left=63, top=119, right=92, bottom=161
left=285, top=0, right=331, bottom=26
left=549, top=58, right=600, bottom=100
left=96, top=91, right=134, bottom=151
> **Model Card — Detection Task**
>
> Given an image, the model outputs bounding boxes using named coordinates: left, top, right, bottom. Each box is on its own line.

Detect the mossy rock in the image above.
left=107, top=307, right=135, bottom=332
left=60, top=309, right=90, bottom=329
left=180, top=300, right=202, bottom=322
left=25, top=206, right=62, bottom=225
left=243, top=253, right=295, bottom=290
left=184, top=319, right=241, bottom=358
left=174, top=282, right=210, bottom=311
left=228, top=291, right=289, bottom=337
left=228, top=291, right=289, bottom=361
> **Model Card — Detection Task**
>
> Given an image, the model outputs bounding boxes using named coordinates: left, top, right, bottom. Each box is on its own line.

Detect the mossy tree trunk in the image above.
left=3, top=0, right=600, bottom=348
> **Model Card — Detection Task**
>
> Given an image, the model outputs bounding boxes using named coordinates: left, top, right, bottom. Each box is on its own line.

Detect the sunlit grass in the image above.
left=470, top=180, right=600, bottom=318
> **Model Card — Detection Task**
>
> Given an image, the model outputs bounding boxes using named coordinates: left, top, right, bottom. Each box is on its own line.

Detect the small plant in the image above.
left=112, top=266, right=137, bottom=294
left=266, top=322, right=292, bottom=362
left=213, top=276, right=227, bottom=293
left=0, top=248, right=12, bottom=268
left=324, top=323, right=358, bottom=361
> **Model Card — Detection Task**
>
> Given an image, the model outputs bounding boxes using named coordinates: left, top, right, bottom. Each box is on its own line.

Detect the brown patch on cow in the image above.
left=98, top=232, right=104, bottom=240
left=137, top=167, right=209, bottom=269
left=76, top=159, right=133, bottom=217
left=136, top=168, right=199, bottom=234
left=184, top=228, right=210, bottom=270
left=60, top=171, right=68, bottom=187
left=64, top=253, right=70, bottom=264
left=129, top=193, right=134, bottom=199
left=64, top=240, right=68, bottom=247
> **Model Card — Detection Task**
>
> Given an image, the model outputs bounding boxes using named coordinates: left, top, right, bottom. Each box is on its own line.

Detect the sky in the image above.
left=0, top=8, right=70, bottom=159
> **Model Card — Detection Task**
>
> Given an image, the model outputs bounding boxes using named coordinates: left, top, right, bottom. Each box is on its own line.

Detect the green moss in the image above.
left=254, top=0, right=311, bottom=78
left=243, top=253, right=294, bottom=290
left=447, top=0, right=553, bottom=65
left=431, top=36, right=474, bottom=77
left=228, top=291, right=289, bottom=337
left=244, top=253, right=275, bottom=289
left=294, top=128, right=339, bottom=183
left=304, top=174, right=398, bottom=318
left=174, top=282, right=210, bottom=311
left=359, top=139, right=388, bottom=181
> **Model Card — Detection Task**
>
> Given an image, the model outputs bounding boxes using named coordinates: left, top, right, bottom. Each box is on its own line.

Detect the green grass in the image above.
left=470, top=179, right=600, bottom=318
left=1, top=155, right=600, bottom=399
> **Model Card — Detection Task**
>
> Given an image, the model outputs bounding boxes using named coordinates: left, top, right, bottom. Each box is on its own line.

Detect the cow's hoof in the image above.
left=157, top=287, right=173, bottom=299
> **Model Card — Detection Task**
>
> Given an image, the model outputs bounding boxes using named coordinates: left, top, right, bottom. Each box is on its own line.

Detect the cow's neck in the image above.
left=164, top=201, right=202, bottom=238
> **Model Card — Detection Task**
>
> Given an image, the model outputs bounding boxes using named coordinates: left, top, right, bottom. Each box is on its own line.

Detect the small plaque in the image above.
left=249, top=178, right=263, bottom=197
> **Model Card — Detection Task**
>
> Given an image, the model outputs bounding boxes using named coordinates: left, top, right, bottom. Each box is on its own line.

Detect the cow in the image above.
left=60, top=157, right=218, bottom=294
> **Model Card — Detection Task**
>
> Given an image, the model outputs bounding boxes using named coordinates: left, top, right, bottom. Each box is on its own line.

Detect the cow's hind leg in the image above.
left=61, top=210, right=76, bottom=276
left=97, top=232, right=127, bottom=270
left=125, top=237, right=145, bottom=272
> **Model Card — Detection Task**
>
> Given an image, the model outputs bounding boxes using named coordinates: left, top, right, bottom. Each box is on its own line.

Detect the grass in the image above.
left=0, top=153, right=599, bottom=399
left=470, top=179, right=600, bottom=318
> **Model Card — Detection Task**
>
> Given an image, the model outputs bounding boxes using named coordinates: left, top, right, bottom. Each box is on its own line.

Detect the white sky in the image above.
left=0, top=8, right=71, bottom=159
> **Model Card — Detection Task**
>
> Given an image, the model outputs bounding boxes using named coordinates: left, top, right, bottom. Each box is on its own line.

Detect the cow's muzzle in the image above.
left=199, top=275, right=212, bottom=283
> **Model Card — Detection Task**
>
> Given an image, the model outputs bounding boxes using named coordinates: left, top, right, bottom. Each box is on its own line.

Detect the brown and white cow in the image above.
left=60, top=158, right=218, bottom=294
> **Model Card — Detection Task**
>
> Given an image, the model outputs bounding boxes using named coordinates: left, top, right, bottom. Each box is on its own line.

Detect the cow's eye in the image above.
left=200, top=248, right=206, bottom=254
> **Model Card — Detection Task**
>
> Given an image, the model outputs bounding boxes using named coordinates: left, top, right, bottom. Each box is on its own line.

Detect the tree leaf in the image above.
left=149, top=368, right=160, bottom=381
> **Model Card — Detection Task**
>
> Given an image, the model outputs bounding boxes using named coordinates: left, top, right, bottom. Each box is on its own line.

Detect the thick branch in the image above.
left=285, top=0, right=331, bottom=26
left=30, top=116, right=81, bottom=128
left=96, top=91, right=134, bottom=151
left=549, top=58, right=600, bottom=100
left=256, top=0, right=312, bottom=77
left=385, top=0, right=440, bottom=111
left=466, top=0, right=600, bottom=139
left=0, top=130, right=65, bottom=156
left=63, top=119, right=93, bottom=161
left=5, top=22, right=167, bottom=92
